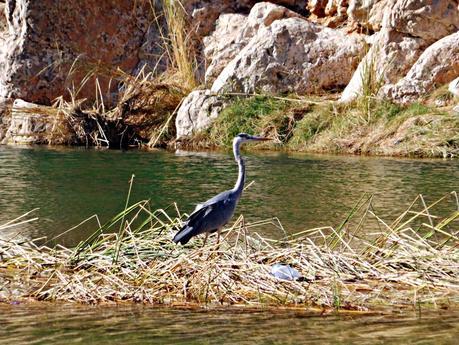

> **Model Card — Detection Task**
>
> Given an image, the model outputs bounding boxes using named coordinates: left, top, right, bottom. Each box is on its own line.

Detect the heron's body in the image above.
left=173, top=133, right=267, bottom=245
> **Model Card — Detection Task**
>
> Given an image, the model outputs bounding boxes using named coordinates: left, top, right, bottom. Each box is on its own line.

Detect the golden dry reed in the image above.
left=0, top=192, right=458, bottom=312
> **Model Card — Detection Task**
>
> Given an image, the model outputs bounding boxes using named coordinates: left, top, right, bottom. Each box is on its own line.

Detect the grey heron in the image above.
left=173, top=133, right=270, bottom=245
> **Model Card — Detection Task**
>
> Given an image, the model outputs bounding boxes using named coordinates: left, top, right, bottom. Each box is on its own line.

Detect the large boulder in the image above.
left=387, top=0, right=459, bottom=42
left=185, top=0, right=308, bottom=37
left=210, top=5, right=364, bottom=95
left=0, top=0, right=160, bottom=105
left=175, top=90, right=229, bottom=139
left=340, top=0, right=459, bottom=102
left=380, top=32, right=459, bottom=104
left=340, top=28, right=426, bottom=102
left=203, top=14, right=249, bottom=84
left=203, top=2, right=301, bottom=84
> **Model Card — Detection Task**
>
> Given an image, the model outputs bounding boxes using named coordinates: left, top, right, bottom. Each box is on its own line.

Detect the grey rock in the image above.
left=203, top=13, right=249, bottom=84
left=211, top=14, right=364, bottom=95
left=2, top=99, right=51, bottom=145
left=340, top=0, right=459, bottom=103
left=449, top=77, right=459, bottom=98
left=203, top=2, right=301, bottom=84
left=340, top=28, right=427, bottom=102
left=175, top=90, right=229, bottom=139
left=380, top=32, right=459, bottom=104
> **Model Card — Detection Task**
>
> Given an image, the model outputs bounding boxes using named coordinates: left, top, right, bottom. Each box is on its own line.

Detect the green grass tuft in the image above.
left=207, top=96, right=290, bottom=147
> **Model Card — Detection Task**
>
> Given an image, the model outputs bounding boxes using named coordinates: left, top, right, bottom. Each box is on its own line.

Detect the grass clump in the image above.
left=160, top=0, right=198, bottom=89
left=205, top=96, right=291, bottom=147
left=0, top=192, right=458, bottom=312
left=280, top=99, right=457, bottom=157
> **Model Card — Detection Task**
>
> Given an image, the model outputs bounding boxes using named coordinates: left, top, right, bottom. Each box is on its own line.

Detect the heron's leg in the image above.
left=203, top=232, right=209, bottom=247
left=216, top=227, right=222, bottom=244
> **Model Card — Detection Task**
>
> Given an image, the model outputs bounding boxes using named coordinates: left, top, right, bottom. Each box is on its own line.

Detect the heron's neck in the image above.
left=232, top=157, right=245, bottom=196
left=232, top=137, right=245, bottom=195
left=233, top=138, right=242, bottom=161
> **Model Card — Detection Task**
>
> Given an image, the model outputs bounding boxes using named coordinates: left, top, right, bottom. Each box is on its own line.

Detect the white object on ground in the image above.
left=270, top=264, right=301, bottom=281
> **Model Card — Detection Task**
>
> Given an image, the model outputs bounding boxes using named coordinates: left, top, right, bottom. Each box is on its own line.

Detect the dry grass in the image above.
left=295, top=101, right=459, bottom=158
left=115, top=71, right=187, bottom=147
left=160, top=0, right=198, bottom=89
left=10, top=58, right=188, bottom=148
left=1, top=191, right=458, bottom=312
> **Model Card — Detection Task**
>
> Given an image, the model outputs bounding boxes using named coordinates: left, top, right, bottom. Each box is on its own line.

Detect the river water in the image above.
left=0, top=146, right=458, bottom=343
left=0, top=146, right=458, bottom=245
left=0, top=304, right=458, bottom=344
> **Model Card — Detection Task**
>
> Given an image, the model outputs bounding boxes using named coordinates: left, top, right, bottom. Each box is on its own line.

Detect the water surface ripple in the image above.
left=0, top=146, right=457, bottom=245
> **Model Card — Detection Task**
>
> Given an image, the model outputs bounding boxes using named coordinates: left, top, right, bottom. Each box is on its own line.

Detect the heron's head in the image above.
left=233, top=133, right=270, bottom=160
left=234, top=133, right=270, bottom=144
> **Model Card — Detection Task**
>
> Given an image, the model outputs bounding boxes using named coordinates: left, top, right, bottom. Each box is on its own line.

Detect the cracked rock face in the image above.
left=0, top=0, right=160, bottom=105
left=380, top=32, right=459, bottom=104
left=209, top=4, right=364, bottom=95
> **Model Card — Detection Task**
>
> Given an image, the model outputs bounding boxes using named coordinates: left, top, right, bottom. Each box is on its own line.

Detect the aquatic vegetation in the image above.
left=0, top=192, right=458, bottom=312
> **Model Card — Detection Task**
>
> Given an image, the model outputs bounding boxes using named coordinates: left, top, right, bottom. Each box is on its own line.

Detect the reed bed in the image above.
left=0, top=192, right=458, bottom=312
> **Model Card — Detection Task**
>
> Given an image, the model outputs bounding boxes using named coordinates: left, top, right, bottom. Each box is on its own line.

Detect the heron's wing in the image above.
left=173, top=191, right=236, bottom=244
left=173, top=203, right=215, bottom=244
left=182, top=192, right=232, bottom=230
left=186, top=203, right=214, bottom=226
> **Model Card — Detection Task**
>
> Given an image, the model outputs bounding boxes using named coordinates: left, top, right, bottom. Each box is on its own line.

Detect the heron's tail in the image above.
left=173, top=225, right=194, bottom=245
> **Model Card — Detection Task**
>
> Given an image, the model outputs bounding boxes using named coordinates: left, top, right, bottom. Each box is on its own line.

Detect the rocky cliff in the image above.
left=0, top=0, right=164, bottom=105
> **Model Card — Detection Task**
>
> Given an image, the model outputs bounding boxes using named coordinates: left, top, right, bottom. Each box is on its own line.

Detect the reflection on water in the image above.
left=0, top=304, right=458, bottom=345
left=0, top=146, right=458, bottom=245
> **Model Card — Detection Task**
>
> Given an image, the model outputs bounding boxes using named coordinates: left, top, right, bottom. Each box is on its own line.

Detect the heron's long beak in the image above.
left=250, top=136, right=271, bottom=141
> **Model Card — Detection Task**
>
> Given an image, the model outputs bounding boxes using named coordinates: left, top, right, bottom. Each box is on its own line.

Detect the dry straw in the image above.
left=1, top=190, right=458, bottom=312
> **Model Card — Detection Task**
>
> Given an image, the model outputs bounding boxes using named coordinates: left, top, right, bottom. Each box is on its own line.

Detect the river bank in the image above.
left=1, top=92, right=458, bottom=158
left=0, top=1, right=457, bottom=158
left=175, top=94, right=459, bottom=158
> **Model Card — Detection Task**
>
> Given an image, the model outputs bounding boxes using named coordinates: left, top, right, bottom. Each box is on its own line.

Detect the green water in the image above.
left=0, top=146, right=458, bottom=245
left=0, top=146, right=458, bottom=343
